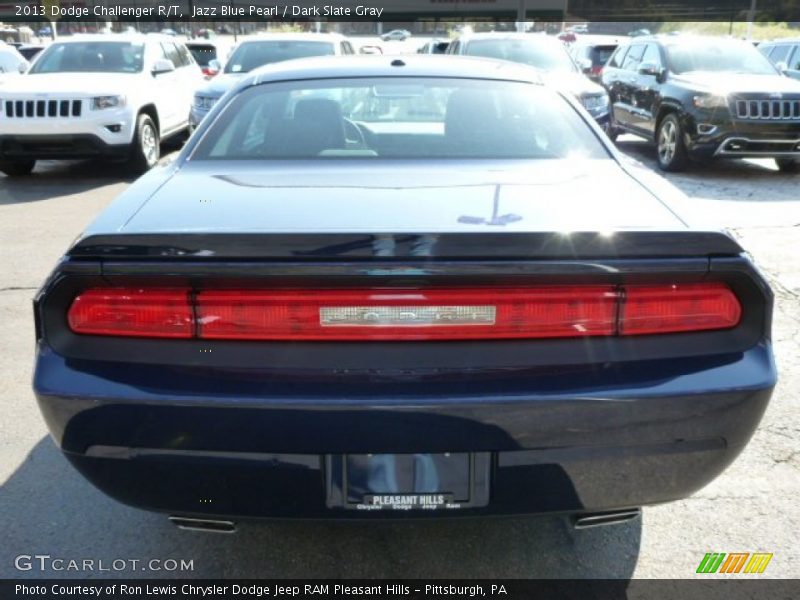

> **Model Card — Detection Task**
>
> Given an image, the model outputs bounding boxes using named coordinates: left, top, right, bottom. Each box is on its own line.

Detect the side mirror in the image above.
left=18, top=62, right=28, bottom=74
left=151, top=58, right=175, bottom=76
left=775, top=61, right=789, bottom=74
left=639, top=62, right=666, bottom=81
left=579, top=58, right=592, bottom=73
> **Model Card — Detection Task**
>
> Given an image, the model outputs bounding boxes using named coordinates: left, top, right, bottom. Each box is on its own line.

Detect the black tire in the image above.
left=0, top=160, right=35, bottom=177
left=129, top=113, right=160, bottom=174
left=775, top=158, right=800, bottom=173
left=655, top=113, right=689, bottom=172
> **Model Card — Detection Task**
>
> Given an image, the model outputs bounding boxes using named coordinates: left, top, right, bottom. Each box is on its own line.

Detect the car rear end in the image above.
left=32, top=226, right=776, bottom=521
left=32, top=61, right=776, bottom=523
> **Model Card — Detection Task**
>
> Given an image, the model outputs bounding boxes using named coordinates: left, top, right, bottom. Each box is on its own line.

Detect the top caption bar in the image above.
left=2, top=0, right=800, bottom=22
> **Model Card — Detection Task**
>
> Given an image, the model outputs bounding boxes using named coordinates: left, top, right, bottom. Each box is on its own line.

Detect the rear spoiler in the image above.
left=68, top=231, right=743, bottom=261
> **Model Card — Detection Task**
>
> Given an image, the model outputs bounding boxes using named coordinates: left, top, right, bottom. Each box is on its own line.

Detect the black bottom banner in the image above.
left=3, top=580, right=798, bottom=600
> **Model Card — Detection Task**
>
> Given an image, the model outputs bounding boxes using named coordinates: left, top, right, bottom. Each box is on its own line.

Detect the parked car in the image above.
left=33, top=55, right=775, bottom=526
left=759, top=38, right=800, bottom=80
left=602, top=35, right=800, bottom=172
left=190, top=33, right=354, bottom=130
left=0, top=41, right=28, bottom=77
left=417, top=39, right=450, bottom=54
left=17, top=44, right=45, bottom=62
left=381, top=29, right=411, bottom=42
left=447, top=32, right=610, bottom=126
left=0, top=35, right=204, bottom=176
left=569, top=36, right=621, bottom=83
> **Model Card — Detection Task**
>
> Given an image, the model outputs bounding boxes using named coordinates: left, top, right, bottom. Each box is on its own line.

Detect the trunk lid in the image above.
left=71, top=159, right=743, bottom=260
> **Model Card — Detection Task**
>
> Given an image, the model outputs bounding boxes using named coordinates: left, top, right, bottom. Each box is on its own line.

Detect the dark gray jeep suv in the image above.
left=602, top=35, right=800, bottom=172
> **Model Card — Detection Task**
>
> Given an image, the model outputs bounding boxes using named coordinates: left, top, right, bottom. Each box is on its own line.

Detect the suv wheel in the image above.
left=130, top=114, right=160, bottom=173
left=775, top=158, right=799, bottom=173
left=656, top=114, right=688, bottom=172
left=0, top=160, right=35, bottom=177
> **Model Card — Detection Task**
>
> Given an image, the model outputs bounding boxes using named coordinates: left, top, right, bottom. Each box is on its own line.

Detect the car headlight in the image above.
left=193, top=95, right=219, bottom=111
left=581, top=93, right=609, bottom=111
left=692, top=94, right=728, bottom=109
left=91, top=95, right=126, bottom=110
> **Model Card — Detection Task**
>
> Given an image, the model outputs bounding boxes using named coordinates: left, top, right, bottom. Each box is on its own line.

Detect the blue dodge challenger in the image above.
left=33, top=56, right=776, bottom=531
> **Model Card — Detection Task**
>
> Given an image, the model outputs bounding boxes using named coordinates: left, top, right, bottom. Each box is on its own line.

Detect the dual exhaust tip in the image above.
left=168, top=516, right=236, bottom=533
left=572, top=508, right=641, bottom=530
left=168, top=508, right=640, bottom=533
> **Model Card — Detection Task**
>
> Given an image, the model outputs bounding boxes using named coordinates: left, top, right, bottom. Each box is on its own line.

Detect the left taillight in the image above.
left=67, top=288, right=194, bottom=338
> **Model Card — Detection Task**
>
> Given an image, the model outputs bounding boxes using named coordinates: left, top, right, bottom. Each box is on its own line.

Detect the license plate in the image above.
left=325, top=452, right=491, bottom=511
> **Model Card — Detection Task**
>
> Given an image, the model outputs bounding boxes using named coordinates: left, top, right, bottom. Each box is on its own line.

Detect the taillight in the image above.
left=66, top=284, right=742, bottom=341
left=67, top=288, right=193, bottom=338
left=196, top=287, right=618, bottom=341
left=620, top=283, right=741, bottom=335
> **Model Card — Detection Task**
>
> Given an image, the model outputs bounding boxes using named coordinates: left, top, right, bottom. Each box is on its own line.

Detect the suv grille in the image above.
left=2, top=99, right=83, bottom=118
left=735, top=98, right=800, bottom=120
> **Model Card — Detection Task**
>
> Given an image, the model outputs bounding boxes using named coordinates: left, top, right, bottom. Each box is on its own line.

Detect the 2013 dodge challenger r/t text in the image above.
left=32, top=56, right=776, bottom=531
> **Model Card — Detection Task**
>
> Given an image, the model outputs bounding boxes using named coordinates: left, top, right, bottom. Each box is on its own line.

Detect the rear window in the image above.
left=188, top=44, right=217, bottom=66
left=589, top=45, right=617, bottom=67
left=223, top=40, right=335, bottom=74
left=191, top=77, right=608, bottom=161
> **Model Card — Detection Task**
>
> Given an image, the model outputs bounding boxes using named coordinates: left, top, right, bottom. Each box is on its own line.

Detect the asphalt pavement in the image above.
left=1, top=138, right=798, bottom=579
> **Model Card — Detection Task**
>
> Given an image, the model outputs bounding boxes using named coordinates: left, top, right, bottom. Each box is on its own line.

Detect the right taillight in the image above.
left=620, top=283, right=742, bottom=335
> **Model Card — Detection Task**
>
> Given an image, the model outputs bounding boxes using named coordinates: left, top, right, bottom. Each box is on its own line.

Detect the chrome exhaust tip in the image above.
left=572, top=508, right=641, bottom=529
left=168, top=516, right=236, bottom=533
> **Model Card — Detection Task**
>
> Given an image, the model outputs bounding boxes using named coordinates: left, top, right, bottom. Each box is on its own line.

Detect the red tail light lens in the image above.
left=67, top=288, right=193, bottom=338
left=620, top=283, right=741, bottom=335
left=196, top=287, right=618, bottom=341
left=66, top=283, right=742, bottom=341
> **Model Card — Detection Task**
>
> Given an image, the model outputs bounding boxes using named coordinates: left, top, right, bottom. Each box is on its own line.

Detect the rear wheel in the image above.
left=0, top=159, right=35, bottom=177
left=656, top=114, right=688, bottom=172
left=129, top=113, right=160, bottom=174
left=775, top=158, right=800, bottom=173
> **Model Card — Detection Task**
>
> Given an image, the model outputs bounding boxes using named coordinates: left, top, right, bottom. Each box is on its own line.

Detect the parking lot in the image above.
left=0, top=134, right=798, bottom=578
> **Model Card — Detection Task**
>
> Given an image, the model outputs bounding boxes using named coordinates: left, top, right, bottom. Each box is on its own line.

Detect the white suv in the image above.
left=0, top=35, right=203, bottom=176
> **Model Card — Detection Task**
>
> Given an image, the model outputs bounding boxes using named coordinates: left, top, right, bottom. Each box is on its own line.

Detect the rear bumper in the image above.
left=0, top=134, right=130, bottom=160
left=34, top=343, right=775, bottom=519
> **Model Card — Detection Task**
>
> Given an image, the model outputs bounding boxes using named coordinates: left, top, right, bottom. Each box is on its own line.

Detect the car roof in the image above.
left=622, top=33, right=756, bottom=46
left=47, top=33, right=181, bottom=44
left=244, top=54, right=545, bottom=87
left=242, top=32, right=347, bottom=42
left=454, top=31, right=561, bottom=44
left=570, top=35, right=623, bottom=47
left=760, top=38, right=800, bottom=44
